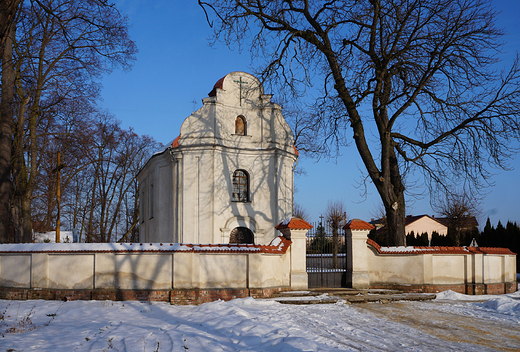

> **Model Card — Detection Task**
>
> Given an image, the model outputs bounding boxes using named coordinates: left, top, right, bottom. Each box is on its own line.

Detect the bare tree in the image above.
left=31, top=113, right=160, bottom=243
left=6, top=0, right=136, bottom=242
left=325, top=200, right=347, bottom=269
left=434, top=192, right=481, bottom=246
left=293, top=202, right=310, bottom=221
left=369, top=204, right=387, bottom=228
left=201, top=0, right=520, bottom=246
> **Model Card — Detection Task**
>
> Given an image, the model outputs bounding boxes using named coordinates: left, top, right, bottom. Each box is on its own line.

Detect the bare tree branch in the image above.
left=204, top=0, right=520, bottom=246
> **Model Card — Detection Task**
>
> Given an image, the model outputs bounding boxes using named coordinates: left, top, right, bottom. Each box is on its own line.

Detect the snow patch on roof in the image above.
left=367, top=238, right=515, bottom=255
left=270, top=236, right=282, bottom=247
left=378, top=246, right=437, bottom=253
left=0, top=241, right=291, bottom=254
left=281, top=217, right=292, bottom=226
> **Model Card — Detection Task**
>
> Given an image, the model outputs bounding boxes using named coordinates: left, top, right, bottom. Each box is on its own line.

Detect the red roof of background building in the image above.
left=344, top=219, right=375, bottom=231
left=275, top=217, right=313, bottom=230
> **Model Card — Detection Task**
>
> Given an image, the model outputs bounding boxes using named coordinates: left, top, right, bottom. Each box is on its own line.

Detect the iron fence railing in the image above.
left=306, top=222, right=348, bottom=288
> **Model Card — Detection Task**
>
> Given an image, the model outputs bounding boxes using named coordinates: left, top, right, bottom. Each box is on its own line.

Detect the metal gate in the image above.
left=306, top=222, right=347, bottom=288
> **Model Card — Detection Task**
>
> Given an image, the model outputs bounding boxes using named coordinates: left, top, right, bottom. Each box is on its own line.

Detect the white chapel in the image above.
left=138, top=72, right=298, bottom=244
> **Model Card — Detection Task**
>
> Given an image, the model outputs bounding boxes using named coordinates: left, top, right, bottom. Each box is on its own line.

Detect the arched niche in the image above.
left=220, top=216, right=264, bottom=244
left=235, top=115, right=247, bottom=135
left=229, top=227, right=254, bottom=244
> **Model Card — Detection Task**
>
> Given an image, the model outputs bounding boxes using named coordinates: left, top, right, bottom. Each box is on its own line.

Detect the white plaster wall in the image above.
left=367, top=250, right=425, bottom=284
left=48, top=254, right=94, bottom=289
left=172, top=252, right=193, bottom=288
left=248, top=253, right=290, bottom=288
left=198, top=254, right=247, bottom=288
left=0, top=243, right=514, bottom=294
left=95, top=253, right=172, bottom=290
left=484, top=255, right=504, bottom=283
left=505, top=256, right=517, bottom=282
left=137, top=153, right=175, bottom=243
left=0, top=255, right=31, bottom=288
left=431, top=255, right=465, bottom=284
left=31, top=253, right=48, bottom=288
left=366, top=246, right=516, bottom=288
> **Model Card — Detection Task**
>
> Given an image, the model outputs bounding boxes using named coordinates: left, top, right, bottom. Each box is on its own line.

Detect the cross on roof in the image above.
left=233, top=76, right=249, bottom=106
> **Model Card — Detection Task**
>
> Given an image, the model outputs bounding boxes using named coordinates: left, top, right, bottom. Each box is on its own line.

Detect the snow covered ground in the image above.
left=1, top=287, right=519, bottom=351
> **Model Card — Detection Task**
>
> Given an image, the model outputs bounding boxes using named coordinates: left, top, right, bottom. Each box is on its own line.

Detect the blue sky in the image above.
left=101, top=0, right=520, bottom=227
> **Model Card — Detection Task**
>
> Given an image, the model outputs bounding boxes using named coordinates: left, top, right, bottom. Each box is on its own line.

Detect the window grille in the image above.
left=232, top=170, right=249, bottom=202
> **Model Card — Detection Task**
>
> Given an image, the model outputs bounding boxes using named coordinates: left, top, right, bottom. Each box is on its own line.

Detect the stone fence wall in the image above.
left=345, top=220, right=517, bottom=295
left=0, top=224, right=310, bottom=305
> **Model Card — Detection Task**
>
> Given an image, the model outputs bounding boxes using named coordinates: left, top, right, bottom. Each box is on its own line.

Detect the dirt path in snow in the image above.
left=356, top=300, right=520, bottom=351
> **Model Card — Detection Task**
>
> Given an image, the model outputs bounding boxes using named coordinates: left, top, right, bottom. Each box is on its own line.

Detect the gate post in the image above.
left=344, top=219, right=374, bottom=289
left=276, top=217, right=313, bottom=290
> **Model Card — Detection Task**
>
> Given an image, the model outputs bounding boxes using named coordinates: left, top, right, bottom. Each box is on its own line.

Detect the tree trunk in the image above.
left=373, top=144, right=407, bottom=246
left=12, top=62, right=28, bottom=242
left=0, top=1, right=21, bottom=49
left=11, top=196, right=20, bottom=242
left=11, top=80, right=41, bottom=243
left=21, top=195, right=32, bottom=242
left=0, top=25, right=14, bottom=243
left=11, top=193, right=33, bottom=243
left=384, top=192, right=406, bottom=246
left=325, top=44, right=407, bottom=246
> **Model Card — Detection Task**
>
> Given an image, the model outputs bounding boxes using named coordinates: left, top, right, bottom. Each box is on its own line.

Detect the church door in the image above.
left=229, top=227, right=254, bottom=244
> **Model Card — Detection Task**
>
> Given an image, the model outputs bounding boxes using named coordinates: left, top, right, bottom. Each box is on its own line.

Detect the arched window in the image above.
left=229, top=227, right=254, bottom=244
left=232, top=169, right=249, bottom=202
left=235, top=115, right=246, bottom=135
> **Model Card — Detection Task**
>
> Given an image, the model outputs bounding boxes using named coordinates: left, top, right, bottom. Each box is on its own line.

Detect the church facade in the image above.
left=138, top=72, right=298, bottom=244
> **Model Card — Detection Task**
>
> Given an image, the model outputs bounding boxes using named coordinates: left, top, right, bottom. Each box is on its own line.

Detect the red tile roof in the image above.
left=171, top=135, right=180, bottom=148
left=366, top=238, right=516, bottom=255
left=208, top=75, right=226, bottom=97
left=0, top=237, right=293, bottom=255
left=399, top=214, right=448, bottom=228
left=468, top=246, right=517, bottom=255
left=367, top=238, right=381, bottom=251
left=262, top=236, right=292, bottom=254
left=344, top=219, right=375, bottom=231
left=275, top=217, right=313, bottom=230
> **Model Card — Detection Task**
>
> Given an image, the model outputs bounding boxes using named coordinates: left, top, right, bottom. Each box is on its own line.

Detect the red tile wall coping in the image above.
left=367, top=238, right=516, bottom=255
left=344, top=219, right=375, bottom=231
left=0, top=287, right=288, bottom=305
left=0, top=237, right=292, bottom=255
left=370, top=282, right=518, bottom=295
left=275, top=217, right=313, bottom=230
